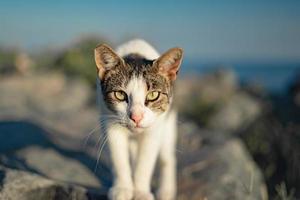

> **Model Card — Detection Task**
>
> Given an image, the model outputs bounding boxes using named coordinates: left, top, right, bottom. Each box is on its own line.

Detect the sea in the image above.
left=181, top=61, right=300, bottom=94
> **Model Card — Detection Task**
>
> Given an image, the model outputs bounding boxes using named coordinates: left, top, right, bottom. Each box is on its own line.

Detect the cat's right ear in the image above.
left=94, top=44, right=124, bottom=80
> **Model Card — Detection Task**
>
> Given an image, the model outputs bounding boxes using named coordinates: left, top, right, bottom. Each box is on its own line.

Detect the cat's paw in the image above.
left=156, top=189, right=176, bottom=200
left=133, top=190, right=154, bottom=200
left=108, top=187, right=134, bottom=200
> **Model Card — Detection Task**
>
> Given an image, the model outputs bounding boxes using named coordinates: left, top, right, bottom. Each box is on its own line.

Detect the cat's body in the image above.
left=95, top=39, right=183, bottom=200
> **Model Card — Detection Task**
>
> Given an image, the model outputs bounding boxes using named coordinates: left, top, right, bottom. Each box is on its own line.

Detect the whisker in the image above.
left=81, top=116, right=117, bottom=150
left=99, top=114, right=120, bottom=119
left=94, top=131, right=105, bottom=150
left=82, top=125, right=101, bottom=148
left=92, top=113, right=128, bottom=172
left=94, top=134, right=109, bottom=172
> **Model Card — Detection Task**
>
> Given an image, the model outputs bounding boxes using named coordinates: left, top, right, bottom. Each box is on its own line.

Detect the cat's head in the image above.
left=94, top=44, right=183, bottom=132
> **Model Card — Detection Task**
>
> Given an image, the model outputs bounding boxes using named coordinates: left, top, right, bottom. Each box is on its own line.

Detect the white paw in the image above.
left=134, top=190, right=154, bottom=200
left=156, top=189, right=176, bottom=200
left=108, top=187, right=134, bottom=200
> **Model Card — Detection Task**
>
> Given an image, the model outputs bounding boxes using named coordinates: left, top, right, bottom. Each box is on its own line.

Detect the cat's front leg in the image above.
left=157, top=110, right=177, bottom=200
left=107, top=125, right=133, bottom=200
left=133, top=133, right=160, bottom=200
left=156, top=148, right=176, bottom=200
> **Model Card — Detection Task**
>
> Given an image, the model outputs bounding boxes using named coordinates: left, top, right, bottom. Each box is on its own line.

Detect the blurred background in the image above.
left=0, top=1, right=299, bottom=199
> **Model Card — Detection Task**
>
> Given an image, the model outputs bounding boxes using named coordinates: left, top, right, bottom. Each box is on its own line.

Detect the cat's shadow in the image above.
left=0, top=120, right=111, bottom=199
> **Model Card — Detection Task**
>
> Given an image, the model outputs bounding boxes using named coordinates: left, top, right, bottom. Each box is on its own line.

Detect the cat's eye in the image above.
left=114, top=91, right=127, bottom=101
left=146, top=91, right=160, bottom=101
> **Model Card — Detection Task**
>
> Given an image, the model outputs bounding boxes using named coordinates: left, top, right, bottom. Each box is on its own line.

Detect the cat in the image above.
left=94, top=39, right=183, bottom=200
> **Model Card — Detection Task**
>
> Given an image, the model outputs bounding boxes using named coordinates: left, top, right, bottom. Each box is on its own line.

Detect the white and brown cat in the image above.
left=94, top=39, right=183, bottom=200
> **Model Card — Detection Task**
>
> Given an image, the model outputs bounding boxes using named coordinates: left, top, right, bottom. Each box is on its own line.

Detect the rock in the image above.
left=177, top=70, right=238, bottom=107
left=177, top=123, right=268, bottom=200
left=0, top=73, right=99, bottom=141
left=177, top=70, right=262, bottom=131
left=208, top=93, right=261, bottom=132
left=14, top=52, right=35, bottom=75
left=0, top=121, right=112, bottom=190
left=15, top=146, right=101, bottom=188
left=0, top=165, right=107, bottom=200
left=0, top=73, right=91, bottom=117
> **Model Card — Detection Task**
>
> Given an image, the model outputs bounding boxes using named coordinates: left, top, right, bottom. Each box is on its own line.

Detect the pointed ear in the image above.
left=94, top=44, right=124, bottom=80
left=154, top=47, right=183, bottom=81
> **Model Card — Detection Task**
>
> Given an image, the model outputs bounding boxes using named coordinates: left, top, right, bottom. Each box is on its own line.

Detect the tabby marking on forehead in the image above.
left=126, top=75, right=147, bottom=106
left=100, top=53, right=173, bottom=114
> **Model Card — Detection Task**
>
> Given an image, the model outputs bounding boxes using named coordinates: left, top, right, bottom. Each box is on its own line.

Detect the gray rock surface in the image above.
left=177, top=70, right=262, bottom=132
left=15, top=146, right=101, bottom=187
left=0, top=165, right=106, bottom=200
left=208, top=93, right=261, bottom=131
left=177, top=123, right=268, bottom=200
left=0, top=73, right=98, bottom=141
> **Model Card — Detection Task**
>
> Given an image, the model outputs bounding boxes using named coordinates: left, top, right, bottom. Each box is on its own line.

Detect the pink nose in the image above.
left=130, top=112, right=143, bottom=124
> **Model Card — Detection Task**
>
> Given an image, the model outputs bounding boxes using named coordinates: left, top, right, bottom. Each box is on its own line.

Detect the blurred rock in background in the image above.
left=177, top=70, right=262, bottom=132
left=14, top=52, right=35, bottom=75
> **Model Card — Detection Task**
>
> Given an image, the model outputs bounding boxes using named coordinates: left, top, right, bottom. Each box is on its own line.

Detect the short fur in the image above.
left=94, top=39, right=183, bottom=200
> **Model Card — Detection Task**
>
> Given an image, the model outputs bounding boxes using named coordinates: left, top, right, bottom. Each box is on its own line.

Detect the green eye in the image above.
left=114, top=91, right=127, bottom=101
left=146, top=91, right=160, bottom=101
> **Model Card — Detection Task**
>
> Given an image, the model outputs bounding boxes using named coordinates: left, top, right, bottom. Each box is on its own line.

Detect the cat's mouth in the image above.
left=126, top=123, right=148, bottom=133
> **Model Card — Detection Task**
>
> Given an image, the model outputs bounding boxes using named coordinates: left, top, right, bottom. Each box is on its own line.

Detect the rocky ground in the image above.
left=0, top=72, right=268, bottom=199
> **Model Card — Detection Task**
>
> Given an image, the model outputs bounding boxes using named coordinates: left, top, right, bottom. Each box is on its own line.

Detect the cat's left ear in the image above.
left=154, top=47, right=183, bottom=81
left=94, top=44, right=124, bottom=80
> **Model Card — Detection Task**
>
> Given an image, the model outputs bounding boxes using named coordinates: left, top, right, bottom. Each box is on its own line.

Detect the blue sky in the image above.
left=0, top=0, right=299, bottom=62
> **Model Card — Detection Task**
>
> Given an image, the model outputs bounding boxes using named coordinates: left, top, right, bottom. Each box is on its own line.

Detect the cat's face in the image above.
left=94, top=44, right=183, bottom=132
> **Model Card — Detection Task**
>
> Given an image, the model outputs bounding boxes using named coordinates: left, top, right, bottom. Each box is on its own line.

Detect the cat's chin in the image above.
left=126, top=124, right=149, bottom=134
left=131, top=127, right=145, bottom=134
